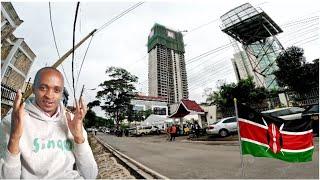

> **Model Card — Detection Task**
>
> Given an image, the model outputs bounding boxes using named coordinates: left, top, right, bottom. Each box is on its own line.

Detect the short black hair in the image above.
left=33, top=67, right=64, bottom=88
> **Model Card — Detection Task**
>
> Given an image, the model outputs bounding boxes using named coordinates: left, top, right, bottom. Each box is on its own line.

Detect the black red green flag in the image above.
left=237, top=103, right=314, bottom=162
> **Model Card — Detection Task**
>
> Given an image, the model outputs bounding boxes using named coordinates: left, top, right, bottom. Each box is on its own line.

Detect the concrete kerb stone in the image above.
left=181, top=139, right=239, bottom=146
left=95, top=136, right=169, bottom=180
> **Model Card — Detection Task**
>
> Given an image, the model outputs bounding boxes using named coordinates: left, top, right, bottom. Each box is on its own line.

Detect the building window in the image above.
left=167, top=30, right=175, bottom=39
left=153, top=107, right=167, bottom=115
left=4, top=66, right=12, bottom=77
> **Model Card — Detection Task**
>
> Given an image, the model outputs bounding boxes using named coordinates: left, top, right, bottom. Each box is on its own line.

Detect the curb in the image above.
left=95, top=136, right=169, bottom=179
left=181, top=139, right=239, bottom=145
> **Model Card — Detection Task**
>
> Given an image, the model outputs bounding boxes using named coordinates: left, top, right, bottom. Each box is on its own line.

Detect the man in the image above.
left=0, top=67, right=98, bottom=179
left=170, top=124, right=177, bottom=141
left=194, top=121, right=200, bottom=138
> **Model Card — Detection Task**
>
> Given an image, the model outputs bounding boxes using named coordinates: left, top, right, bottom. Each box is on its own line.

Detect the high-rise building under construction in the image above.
left=147, top=23, right=188, bottom=104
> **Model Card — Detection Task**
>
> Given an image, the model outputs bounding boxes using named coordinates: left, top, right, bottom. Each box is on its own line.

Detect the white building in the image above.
left=231, top=50, right=266, bottom=87
left=1, top=2, right=36, bottom=91
left=131, top=95, right=168, bottom=115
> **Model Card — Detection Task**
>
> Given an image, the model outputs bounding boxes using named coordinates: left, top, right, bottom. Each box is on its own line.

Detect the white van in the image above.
left=136, top=126, right=152, bottom=135
left=130, top=125, right=160, bottom=136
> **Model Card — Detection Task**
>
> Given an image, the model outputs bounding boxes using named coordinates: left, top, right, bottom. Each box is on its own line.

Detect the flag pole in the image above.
left=234, top=98, right=244, bottom=177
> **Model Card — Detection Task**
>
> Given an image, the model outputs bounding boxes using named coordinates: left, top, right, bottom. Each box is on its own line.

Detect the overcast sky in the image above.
left=12, top=0, right=319, bottom=117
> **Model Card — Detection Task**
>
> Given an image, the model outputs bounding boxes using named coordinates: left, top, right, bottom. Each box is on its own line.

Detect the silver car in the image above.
left=206, top=117, right=237, bottom=137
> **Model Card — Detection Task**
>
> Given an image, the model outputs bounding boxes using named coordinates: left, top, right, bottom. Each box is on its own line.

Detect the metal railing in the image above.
left=1, top=83, right=17, bottom=102
left=287, top=88, right=319, bottom=106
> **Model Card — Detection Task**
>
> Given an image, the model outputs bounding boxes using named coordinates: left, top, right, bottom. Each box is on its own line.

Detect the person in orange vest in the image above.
left=170, top=124, right=177, bottom=141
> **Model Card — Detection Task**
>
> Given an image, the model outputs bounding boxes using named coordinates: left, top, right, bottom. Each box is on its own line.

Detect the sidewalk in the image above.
left=88, top=134, right=135, bottom=179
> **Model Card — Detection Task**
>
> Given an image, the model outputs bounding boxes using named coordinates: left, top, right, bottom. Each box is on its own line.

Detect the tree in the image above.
left=274, top=46, right=319, bottom=93
left=134, top=110, right=145, bottom=122
left=84, top=108, right=114, bottom=128
left=96, top=67, right=138, bottom=129
left=126, top=104, right=135, bottom=124
left=87, top=100, right=101, bottom=109
left=84, top=109, right=97, bottom=128
left=206, top=77, right=269, bottom=108
left=143, top=109, right=153, bottom=119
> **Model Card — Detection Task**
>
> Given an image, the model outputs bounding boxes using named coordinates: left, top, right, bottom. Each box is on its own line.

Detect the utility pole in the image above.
left=22, top=29, right=97, bottom=101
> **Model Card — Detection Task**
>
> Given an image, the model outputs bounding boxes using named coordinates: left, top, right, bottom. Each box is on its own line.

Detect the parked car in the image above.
left=101, top=127, right=110, bottom=133
left=261, top=107, right=305, bottom=120
left=128, top=127, right=137, bottom=136
left=302, top=104, right=319, bottom=136
left=150, top=126, right=161, bottom=135
left=86, top=127, right=98, bottom=134
left=206, top=117, right=237, bottom=137
left=135, top=125, right=153, bottom=136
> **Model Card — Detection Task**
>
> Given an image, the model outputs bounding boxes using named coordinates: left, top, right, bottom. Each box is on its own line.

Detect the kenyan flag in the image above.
left=237, top=103, right=314, bottom=162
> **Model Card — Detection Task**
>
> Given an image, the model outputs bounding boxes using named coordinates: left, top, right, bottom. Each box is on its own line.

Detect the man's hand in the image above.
left=66, top=96, right=87, bottom=144
left=8, top=89, right=25, bottom=154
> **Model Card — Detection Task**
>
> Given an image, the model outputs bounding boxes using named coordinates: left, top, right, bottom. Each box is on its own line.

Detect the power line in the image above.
left=126, top=54, right=148, bottom=70
left=186, top=18, right=319, bottom=91
left=281, top=16, right=319, bottom=28
left=187, top=52, right=231, bottom=76
left=48, top=2, right=73, bottom=95
left=185, top=43, right=233, bottom=65
left=185, top=18, right=220, bottom=36
left=75, top=35, right=94, bottom=89
left=134, top=14, right=318, bottom=95
left=188, top=66, right=234, bottom=91
left=188, top=59, right=233, bottom=86
left=138, top=10, right=317, bottom=89
left=183, top=2, right=269, bottom=37
left=72, top=2, right=145, bottom=94
left=95, top=2, right=145, bottom=34
left=188, top=35, right=318, bottom=92
left=188, top=55, right=231, bottom=82
left=189, top=34, right=319, bottom=91
left=295, top=37, right=319, bottom=47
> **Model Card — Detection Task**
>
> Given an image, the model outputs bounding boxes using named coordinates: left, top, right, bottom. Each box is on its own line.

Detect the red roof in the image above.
left=181, top=100, right=204, bottom=112
left=169, top=99, right=204, bottom=118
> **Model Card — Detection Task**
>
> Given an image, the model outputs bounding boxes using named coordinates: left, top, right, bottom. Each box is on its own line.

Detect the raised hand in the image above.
left=66, top=96, right=87, bottom=144
left=8, top=89, right=25, bottom=154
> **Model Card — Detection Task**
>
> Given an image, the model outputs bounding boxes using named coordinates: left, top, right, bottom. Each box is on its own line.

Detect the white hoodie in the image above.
left=0, top=98, right=98, bottom=179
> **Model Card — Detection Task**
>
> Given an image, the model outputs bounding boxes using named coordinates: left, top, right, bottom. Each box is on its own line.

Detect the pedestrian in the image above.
left=194, top=121, right=200, bottom=138
left=0, top=67, right=98, bottom=179
left=124, top=128, right=129, bottom=137
left=170, top=124, right=177, bottom=141
left=176, top=125, right=180, bottom=137
left=166, top=125, right=171, bottom=141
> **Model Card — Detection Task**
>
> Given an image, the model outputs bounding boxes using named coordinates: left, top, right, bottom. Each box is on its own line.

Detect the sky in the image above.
left=11, top=0, right=319, bottom=117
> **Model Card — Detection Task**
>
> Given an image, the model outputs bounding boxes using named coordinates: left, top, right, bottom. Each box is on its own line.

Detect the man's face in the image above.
left=33, top=70, right=64, bottom=116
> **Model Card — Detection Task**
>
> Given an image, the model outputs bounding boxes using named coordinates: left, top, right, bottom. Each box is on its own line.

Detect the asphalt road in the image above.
left=97, top=133, right=319, bottom=179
